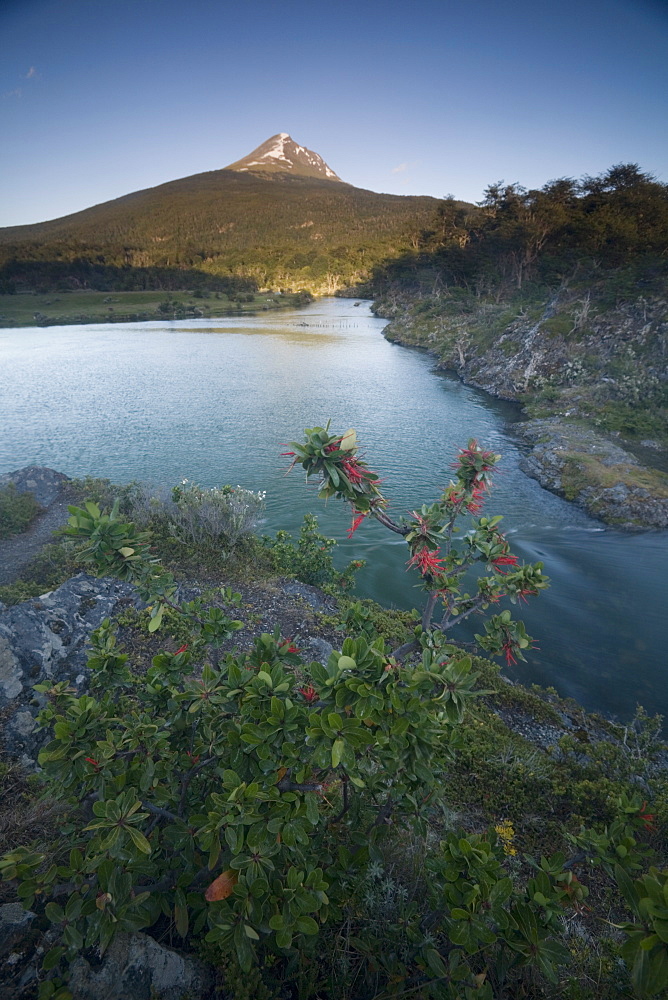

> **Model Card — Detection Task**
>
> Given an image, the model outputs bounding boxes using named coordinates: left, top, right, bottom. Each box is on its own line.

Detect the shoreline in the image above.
left=377, top=303, right=668, bottom=530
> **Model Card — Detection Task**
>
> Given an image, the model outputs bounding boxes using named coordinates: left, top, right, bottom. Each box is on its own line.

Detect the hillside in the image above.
left=0, top=143, right=444, bottom=293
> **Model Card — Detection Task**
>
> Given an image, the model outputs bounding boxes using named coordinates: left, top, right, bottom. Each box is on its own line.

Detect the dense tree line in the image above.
left=0, top=260, right=257, bottom=295
left=371, top=165, right=668, bottom=298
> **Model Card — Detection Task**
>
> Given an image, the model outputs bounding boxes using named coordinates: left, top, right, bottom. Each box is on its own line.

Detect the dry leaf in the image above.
left=205, top=869, right=238, bottom=902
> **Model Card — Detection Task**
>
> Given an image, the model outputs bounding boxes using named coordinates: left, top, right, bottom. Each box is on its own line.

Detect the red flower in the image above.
left=341, top=456, right=365, bottom=485
left=502, top=640, right=517, bottom=666
left=280, top=638, right=299, bottom=654
left=85, top=757, right=100, bottom=768
left=407, top=546, right=445, bottom=576
left=347, top=511, right=367, bottom=538
left=186, top=750, right=201, bottom=764
left=467, top=485, right=487, bottom=514
left=175, top=644, right=188, bottom=654
left=639, top=801, right=657, bottom=832
left=298, top=684, right=319, bottom=703
left=492, top=554, right=519, bottom=574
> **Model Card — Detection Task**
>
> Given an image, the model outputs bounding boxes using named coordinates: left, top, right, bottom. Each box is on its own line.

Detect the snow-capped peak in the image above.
left=225, top=134, right=342, bottom=182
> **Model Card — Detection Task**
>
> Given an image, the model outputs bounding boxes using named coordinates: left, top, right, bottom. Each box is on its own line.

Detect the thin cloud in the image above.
left=25, top=66, right=36, bottom=79
left=391, top=160, right=419, bottom=175
left=2, top=88, right=22, bottom=100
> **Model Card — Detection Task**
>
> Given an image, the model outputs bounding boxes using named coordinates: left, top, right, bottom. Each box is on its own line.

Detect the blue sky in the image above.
left=1, top=0, right=667, bottom=226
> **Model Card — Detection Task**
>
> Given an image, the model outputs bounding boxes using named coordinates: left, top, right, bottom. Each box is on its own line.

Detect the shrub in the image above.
left=0, top=483, right=42, bottom=540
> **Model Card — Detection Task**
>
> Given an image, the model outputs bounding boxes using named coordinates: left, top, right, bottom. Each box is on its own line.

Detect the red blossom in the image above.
left=347, top=511, right=367, bottom=538
left=280, top=638, right=299, bottom=654
left=175, top=644, right=188, bottom=654
left=467, top=485, right=487, bottom=514
left=186, top=750, right=201, bottom=764
left=492, top=554, right=519, bottom=574
left=298, top=684, right=319, bottom=703
left=407, top=546, right=445, bottom=576
left=85, top=757, right=100, bottom=768
left=639, top=801, right=657, bottom=831
left=502, top=640, right=517, bottom=666
left=341, top=456, right=365, bottom=484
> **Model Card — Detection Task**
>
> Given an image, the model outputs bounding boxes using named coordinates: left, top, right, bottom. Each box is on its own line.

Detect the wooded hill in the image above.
left=370, top=164, right=668, bottom=298
left=0, top=170, right=443, bottom=294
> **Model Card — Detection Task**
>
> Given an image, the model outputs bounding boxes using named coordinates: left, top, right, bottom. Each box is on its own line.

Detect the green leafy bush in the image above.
left=0, top=483, right=42, bottom=540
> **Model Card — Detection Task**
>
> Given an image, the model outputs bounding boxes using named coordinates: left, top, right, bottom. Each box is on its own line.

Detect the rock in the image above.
left=0, top=466, right=70, bottom=507
left=304, top=636, right=334, bottom=664
left=68, top=932, right=214, bottom=1000
left=516, top=419, right=668, bottom=529
left=278, top=579, right=335, bottom=613
left=0, top=573, right=144, bottom=762
left=0, top=903, right=36, bottom=960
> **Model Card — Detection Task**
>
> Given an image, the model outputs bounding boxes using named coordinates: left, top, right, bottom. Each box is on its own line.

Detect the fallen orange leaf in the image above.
left=205, top=869, right=238, bottom=902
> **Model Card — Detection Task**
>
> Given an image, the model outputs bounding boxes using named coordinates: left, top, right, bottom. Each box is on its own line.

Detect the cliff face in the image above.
left=374, top=290, right=668, bottom=527
left=376, top=291, right=667, bottom=409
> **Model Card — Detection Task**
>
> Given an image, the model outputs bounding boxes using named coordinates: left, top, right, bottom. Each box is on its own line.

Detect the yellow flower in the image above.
left=494, top=820, right=517, bottom=856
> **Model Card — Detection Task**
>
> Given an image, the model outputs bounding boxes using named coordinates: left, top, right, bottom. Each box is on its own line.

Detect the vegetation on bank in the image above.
left=0, top=484, right=43, bottom=540
left=1, top=431, right=666, bottom=1000
left=0, top=288, right=313, bottom=329
left=369, top=165, right=668, bottom=452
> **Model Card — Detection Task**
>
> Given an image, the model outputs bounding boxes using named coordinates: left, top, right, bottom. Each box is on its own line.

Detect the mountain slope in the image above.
left=0, top=161, right=446, bottom=292
left=225, top=133, right=341, bottom=181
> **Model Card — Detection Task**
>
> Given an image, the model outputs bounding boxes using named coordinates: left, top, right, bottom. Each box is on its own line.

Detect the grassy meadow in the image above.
left=0, top=288, right=310, bottom=328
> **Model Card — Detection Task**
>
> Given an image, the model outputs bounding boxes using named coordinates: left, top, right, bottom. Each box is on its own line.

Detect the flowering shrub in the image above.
left=285, top=424, right=549, bottom=664
left=167, top=480, right=267, bottom=548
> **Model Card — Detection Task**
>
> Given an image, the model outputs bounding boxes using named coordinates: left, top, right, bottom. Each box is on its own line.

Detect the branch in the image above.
left=178, top=757, right=215, bottom=817
left=421, top=591, right=439, bottom=632
left=141, top=800, right=182, bottom=824
left=372, top=510, right=409, bottom=536
left=439, top=594, right=487, bottom=632
left=391, top=638, right=419, bottom=662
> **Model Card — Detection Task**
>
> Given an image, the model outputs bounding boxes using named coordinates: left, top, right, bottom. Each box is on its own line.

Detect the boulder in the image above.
left=0, top=573, right=143, bottom=764
left=68, top=932, right=214, bottom=1000
left=0, top=466, right=70, bottom=507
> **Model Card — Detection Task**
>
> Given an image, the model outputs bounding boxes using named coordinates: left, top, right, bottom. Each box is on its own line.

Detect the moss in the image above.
left=0, top=484, right=43, bottom=540
left=560, top=452, right=668, bottom=500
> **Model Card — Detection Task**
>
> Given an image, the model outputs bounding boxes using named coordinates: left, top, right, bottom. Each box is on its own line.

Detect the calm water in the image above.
left=1, top=299, right=666, bottom=723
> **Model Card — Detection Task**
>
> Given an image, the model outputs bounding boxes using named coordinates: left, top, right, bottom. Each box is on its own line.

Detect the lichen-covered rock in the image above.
left=0, top=903, right=36, bottom=960
left=68, top=932, right=214, bottom=1000
left=517, top=419, right=668, bottom=529
left=0, top=573, right=143, bottom=764
left=0, top=466, right=70, bottom=507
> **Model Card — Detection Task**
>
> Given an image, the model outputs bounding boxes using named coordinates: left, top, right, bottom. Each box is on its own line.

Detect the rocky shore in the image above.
left=516, top=418, right=668, bottom=529
left=375, top=292, right=668, bottom=529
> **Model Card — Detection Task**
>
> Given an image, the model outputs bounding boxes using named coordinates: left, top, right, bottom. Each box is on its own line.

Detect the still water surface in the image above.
left=1, top=299, right=666, bottom=723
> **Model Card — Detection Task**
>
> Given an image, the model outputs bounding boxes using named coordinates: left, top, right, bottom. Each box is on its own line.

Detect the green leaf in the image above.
left=296, top=915, right=319, bottom=935
left=174, top=888, right=188, bottom=938
left=127, top=826, right=152, bottom=855
left=331, top=739, right=344, bottom=768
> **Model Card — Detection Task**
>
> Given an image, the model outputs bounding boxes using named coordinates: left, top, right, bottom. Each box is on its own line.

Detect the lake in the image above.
left=1, top=297, right=666, bottom=724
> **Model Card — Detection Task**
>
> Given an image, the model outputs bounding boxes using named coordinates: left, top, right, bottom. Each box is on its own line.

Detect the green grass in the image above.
left=0, top=484, right=42, bottom=540
left=0, top=289, right=310, bottom=328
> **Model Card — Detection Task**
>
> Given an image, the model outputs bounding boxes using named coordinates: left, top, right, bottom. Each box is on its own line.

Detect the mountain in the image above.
left=0, top=136, right=455, bottom=294
left=225, top=133, right=342, bottom=182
